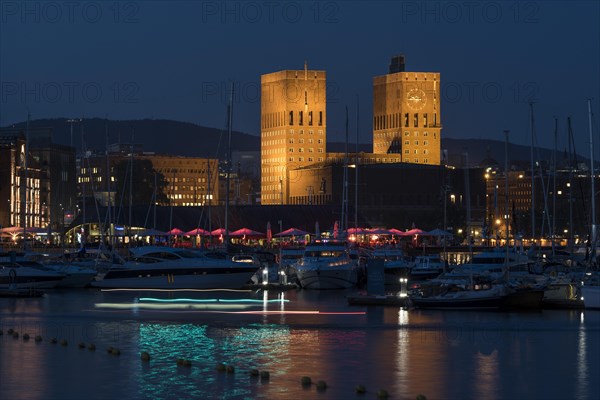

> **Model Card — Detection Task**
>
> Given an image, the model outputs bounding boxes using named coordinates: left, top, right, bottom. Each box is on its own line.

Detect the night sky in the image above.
left=1, top=1, right=599, bottom=151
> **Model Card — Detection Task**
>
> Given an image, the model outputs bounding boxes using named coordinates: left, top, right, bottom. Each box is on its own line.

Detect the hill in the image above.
left=2, top=118, right=589, bottom=168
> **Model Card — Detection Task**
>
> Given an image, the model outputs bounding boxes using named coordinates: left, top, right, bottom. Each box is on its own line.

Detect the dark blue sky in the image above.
left=1, top=1, right=599, bottom=151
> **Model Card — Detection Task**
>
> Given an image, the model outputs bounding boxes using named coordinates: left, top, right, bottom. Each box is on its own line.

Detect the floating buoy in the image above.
left=88, top=343, right=96, bottom=351
left=140, top=351, right=150, bottom=361
left=316, top=381, right=327, bottom=391
left=301, top=376, right=312, bottom=386
left=111, top=348, right=121, bottom=355
left=226, top=365, right=235, bottom=374
left=376, top=389, right=389, bottom=399
left=260, top=371, right=270, bottom=381
left=416, top=395, right=427, bottom=400
left=23, top=333, right=30, bottom=341
left=7, top=328, right=14, bottom=334
left=216, top=363, right=226, bottom=372
left=34, top=335, right=42, bottom=342
left=355, top=385, right=366, bottom=394
left=107, top=346, right=114, bottom=353
left=60, top=340, right=68, bottom=346
left=182, top=359, right=192, bottom=367
left=249, top=369, right=260, bottom=377
left=50, top=338, right=57, bottom=344
left=78, top=342, right=86, bottom=349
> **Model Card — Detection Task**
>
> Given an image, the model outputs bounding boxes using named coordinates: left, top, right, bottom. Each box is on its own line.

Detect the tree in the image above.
left=113, top=159, right=168, bottom=207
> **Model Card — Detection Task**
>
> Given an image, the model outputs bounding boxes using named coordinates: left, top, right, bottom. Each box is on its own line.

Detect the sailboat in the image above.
left=581, top=99, right=600, bottom=309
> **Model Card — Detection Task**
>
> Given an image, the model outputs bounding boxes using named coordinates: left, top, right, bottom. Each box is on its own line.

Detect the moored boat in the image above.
left=92, top=246, right=260, bottom=289
left=292, top=240, right=358, bottom=289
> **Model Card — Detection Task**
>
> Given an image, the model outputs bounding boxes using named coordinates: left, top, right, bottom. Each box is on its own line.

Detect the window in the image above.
left=414, top=150, right=418, bottom=154
left=414, top=131, right=419, bottom=137
left=404, top=113, right=409, bottom=127
left=424, top=140, right=429, bottom=145
left=414, top=140, right=419, bottom=145
left=404, top=140, right=409, bottom=145
left=299, top=111, right=303, bottom=125
left=413, top=113, right=418, bottom=127
left=308, top=148, right=313, bottom=153
left=289, top=111, right=294, bottom=125
left=298, top=157, right=304, bottom=162
left=299, top=138, right=304, bottom=144
left=298, top=148, right=304, bottom=153
left=289, top=148, right=294, bottom=153
left=289, top=138, right=294, bottom=143
left=319, top=111, right=323, bottom=126
left=423, top=131, right=428, bottom=137
left=308, top=157, right=313, bottom=162
left=404, top=149, right=409, bottom=154
left=308, top=111, right=313, bottom=126
left=423, top=113, right=428, bottom=127
left=404, top=131, right=410, bottom=136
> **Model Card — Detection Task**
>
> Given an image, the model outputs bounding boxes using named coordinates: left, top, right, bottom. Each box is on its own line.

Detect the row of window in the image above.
left=289, top=138, right=322, bottom=144
left=374, top=113, right=438, bottom=130
left=403, top=158, right=429, bottom=163
left=263, top=129, right=324, bottom=136
left=288, top=110, right=323, bottom=126
left=287, top=157, right=322, bottom=162
left=288, top=148, right=324, bottom=153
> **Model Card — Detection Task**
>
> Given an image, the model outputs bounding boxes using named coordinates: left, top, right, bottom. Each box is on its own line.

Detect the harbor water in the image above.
left=1, top=288, right=599, bottom=400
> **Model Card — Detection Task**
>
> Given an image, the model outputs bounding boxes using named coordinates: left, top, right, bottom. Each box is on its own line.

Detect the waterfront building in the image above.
left=260, top=64, right=327, bottom=204
left=373, top=55, right=442, bottom=164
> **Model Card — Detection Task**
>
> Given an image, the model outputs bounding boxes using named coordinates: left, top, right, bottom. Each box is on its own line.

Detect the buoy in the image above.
left=226, top=365, right=235, bottom=374
left=140, top=351, right=150, bottom=361
left=111, top=348, right=121, bottom=355
left=7, top=328, right=14, bottom=334
left=78, top=342, right=86, bottom=349
left=376, top=389, right=389, bottom=399
left=316, top=381, right=327, bottom=391
left=88, top=343, right=96, bottom=351
left=249, top=369, right=260, bottom=377
left=107, top=346, right=114, bottom=353
left=50, top=338, right=57, bottom=344
left=182, top=359, right=192, bottom=367
left=34, top=335, right=42, bottom=342
left=260, top=371, right=270, bottom=381
left=23, top=333, right=30, bottom=341
left=301, top=376, right=312, bottom=386
left=355, top=385, right=366, bottom=394
left=60, top=340, right=68, bottom=346
left=216, top=363, right=226, bottom=372
left=416, top=395, right=427, bottom=400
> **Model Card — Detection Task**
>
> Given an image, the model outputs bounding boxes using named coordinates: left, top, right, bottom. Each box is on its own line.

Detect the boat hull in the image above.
left=581, top=285, right=600, bottom=309
left=410, top=295, right=504, bottom=310
left=92, top=271, right=254, bottom=290
left=297, top=268, right=358, bottom=290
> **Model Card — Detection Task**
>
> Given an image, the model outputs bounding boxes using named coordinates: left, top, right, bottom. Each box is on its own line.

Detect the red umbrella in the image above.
left=267, top=221, right=272, bottom=242
left=367, top=228, right=392, bottom=235
left=210, top=228, right=231, bottom=236
left=185, top=228, right=209, bottom=236
left=230, top=228, right=265, bottom=237
left=346, top=227, right=366, bottom=235
left=167, top=228, right=185, bottom=236
left=275, top=228, right=309, bottom=237
left=404, top=228, right=425, bottom=235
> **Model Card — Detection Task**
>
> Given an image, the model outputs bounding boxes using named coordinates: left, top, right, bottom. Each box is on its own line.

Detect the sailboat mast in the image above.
left=504, top=130, right=510, bottom=267
left=552, top=118, right=557, bottom=257
left=105, top=119, right=111, bottom=248
left=81, top=117, right=86, bottom=246
left=224, top=83, right=234, bottom=248
left=128, top=126, right=134, bottom=248
left=588, top=99, right=596, bottom=256
left=341, top=106, right=349, bottom=232
left=568, top=117, right=574, bottom=254
left=529, top=103, right=536, bottom=247
left=354, top=95, right=359, bottom=231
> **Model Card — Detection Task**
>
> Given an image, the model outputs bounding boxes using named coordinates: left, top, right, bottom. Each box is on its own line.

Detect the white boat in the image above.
left=409, top=254, right=445, bottom=280
left=410, top=278, right=508, bottom=310
left=92, top=246, right=260, bottom=289
left=0, top=260, right=65, bottom=289
left=369, top=248, right=410, bottom=285
left=292, top=240, right=358, bottom=289
left=445, top=248, right=531, bottom=280
left=581, top=272, right=600, bottom=309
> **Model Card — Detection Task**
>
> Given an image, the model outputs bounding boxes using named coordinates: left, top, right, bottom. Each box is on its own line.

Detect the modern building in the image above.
left=81, top=149, right=220, bottom=208
left=0, top=132, right=44, bottom=230
left=260, top=64, right=327, bottom=204
left=373, top=55, right=442, bottom=164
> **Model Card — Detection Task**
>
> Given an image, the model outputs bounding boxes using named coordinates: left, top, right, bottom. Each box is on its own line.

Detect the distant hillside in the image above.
left=2, top=118, right=590, bottom=168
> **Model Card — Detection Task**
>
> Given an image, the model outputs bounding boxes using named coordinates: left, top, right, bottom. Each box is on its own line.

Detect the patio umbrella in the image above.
left=167, top=228, right=185, bottom=236
left=185, top=228, right=210, bottom=236
left=404, top=228, right=425, bottom=235
left=210, top=228, right=231, bottom=236
left=346, top=227, right=367, bottom=235
left=367, top=228, right=393, bottom=235
left=425, top=228, right=453, bottom=237
left=230, top=228, right=265, bottom=237
left=275, top=228, right=309, bottom=237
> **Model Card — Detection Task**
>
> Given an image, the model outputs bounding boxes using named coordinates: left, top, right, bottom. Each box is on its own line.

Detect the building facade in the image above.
left=261, top=65, right=327, bottom=204
left=373, top=55, right=441, bottom=165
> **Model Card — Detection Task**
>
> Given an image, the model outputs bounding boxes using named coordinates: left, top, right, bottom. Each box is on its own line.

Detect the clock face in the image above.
left=406, top=88, right=427, bottom=110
